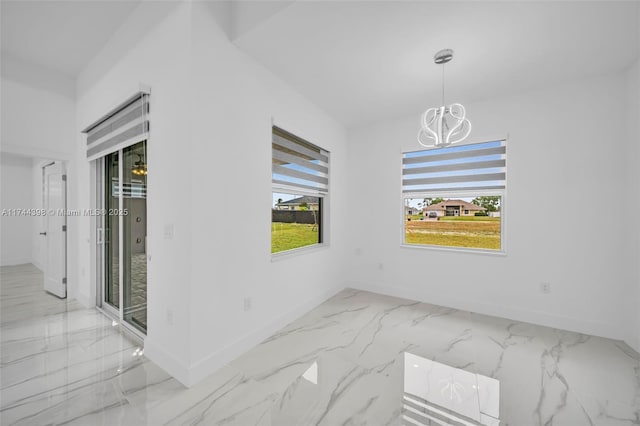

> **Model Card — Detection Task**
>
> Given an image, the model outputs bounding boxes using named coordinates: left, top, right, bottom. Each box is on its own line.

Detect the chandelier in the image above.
left=132, top=154, right=147, bottom=176
left=418, top=49, right=471, bottom=148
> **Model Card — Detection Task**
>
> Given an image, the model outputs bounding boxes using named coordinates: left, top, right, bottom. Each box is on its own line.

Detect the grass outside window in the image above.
left=405, top=214, right=501, bottom=250
left=271, top=222, right=320, bottom=253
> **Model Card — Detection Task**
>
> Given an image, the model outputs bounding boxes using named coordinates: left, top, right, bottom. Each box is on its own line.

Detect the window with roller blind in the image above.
left=271, top=126, right=329, bottom=255
left=402, top=140, right=506, bottom=252
left=83, top=92, right=149, bottom=161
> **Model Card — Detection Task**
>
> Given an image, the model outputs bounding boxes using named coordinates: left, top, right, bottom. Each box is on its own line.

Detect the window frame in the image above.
left=271, top=126, right=330, bottom=259
left=271, top=189, right=328, bottom=260
left=400, top=139, right=507, bottom=255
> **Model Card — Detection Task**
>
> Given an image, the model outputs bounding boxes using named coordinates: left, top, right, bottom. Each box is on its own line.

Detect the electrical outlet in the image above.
left=378, top=262, right=384, bottom=271
left=540, top=282, right=551, bottom=294
left=244, top=297, right=252, bottom=311
left=164, top=224, right=174, bottom=239
left=166, top=308, right=174, bottom=325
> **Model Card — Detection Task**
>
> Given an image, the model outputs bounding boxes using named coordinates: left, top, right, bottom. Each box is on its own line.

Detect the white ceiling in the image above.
left=1, top=1, right=638, bottom=127
left=1, top=0, right=141, bottom=77
left=233, top=1, right=640, bottom=127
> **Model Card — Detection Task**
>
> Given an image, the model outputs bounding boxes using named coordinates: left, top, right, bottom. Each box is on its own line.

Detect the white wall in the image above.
left=1, top=54, right=75, bottom=271
left=625, top=59, right=640, bottom=352
left=1, top=154, right=34, bottom=266
left=1, top=54, right=75, bottom=160
left=186, top=2, right=348, bottom=384
left=6, top=0, right=636, bottom=391
left=75, top=1, right=193, bottom=382
left=74, top=1, right=348, bottom=386
left=346, top=71, right=633, bottom=343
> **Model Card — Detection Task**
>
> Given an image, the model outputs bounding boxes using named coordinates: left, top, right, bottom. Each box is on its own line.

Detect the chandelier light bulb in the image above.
left=417, top=49, right=472, bottom=148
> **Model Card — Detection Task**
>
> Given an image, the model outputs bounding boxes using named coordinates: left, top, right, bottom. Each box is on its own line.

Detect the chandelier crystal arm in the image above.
left=445, top=104, right=471, bottom=145
left=418, top=108, right=440, bottom=148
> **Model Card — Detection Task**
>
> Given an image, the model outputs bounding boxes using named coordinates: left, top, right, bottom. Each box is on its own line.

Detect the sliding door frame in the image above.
left=94, top=152, right=145, bottom=341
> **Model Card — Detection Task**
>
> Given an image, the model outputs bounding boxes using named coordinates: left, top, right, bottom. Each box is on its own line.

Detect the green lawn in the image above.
left=272, top=222, right=319, bottom=253
left=405, top=217, right=501, bottom=250
left=272, top=217, right=499, bottom=252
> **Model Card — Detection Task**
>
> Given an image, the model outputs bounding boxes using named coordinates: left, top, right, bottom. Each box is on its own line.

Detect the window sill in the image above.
left=400, top=243, right=507, bottom=257
left=271, top=243, right=330, bottom=262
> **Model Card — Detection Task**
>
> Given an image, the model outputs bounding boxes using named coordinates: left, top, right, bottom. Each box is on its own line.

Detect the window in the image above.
left=272, top=126, right=329, bottom=254
left=402, top=140, right=506, bottom=252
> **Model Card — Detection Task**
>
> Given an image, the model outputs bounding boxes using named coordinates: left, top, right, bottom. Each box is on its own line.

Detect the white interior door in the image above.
left=43, top=162, right=67, bottom=298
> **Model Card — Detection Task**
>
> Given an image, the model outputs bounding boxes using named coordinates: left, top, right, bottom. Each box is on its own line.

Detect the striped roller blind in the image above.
left=83, top=92, right=149, bottom=161
left=272, top=126, right=329, bottom=194
left=402, top=140, right=506, bottom=193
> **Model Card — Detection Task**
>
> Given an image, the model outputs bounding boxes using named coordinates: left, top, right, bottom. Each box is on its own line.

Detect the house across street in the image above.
left=423, top=199, right=486, bottom=217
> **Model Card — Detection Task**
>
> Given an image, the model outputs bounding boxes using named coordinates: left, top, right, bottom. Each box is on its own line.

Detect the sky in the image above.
left=272, top=192, right=298, bottom=207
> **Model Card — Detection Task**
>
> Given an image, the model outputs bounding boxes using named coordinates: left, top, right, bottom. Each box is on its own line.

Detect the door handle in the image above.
left=39, top=232, right=47, bottom=236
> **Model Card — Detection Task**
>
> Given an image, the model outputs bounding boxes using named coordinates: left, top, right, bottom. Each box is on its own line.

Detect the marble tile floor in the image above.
left=1, top=264, right=639, bottom=425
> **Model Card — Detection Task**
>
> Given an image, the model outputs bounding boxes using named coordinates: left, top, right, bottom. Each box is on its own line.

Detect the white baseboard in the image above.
left=186, top=283, right=345, bottom=387
left=138, top=279, right=640, bottom=387
left=344, top=280, right=625, bottom=343
left=0, top=258, right=33, bottom=267
left=144, top=337, right=191, bottom=388
left=75, top=292, right=94, bottom=309
left=625, top=334, right=640, bottom=354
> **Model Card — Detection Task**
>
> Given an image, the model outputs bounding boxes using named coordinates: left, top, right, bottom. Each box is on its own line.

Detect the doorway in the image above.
left=42, top=162, right=67, bottom=298
left=97, top=141, right=147, bottom=334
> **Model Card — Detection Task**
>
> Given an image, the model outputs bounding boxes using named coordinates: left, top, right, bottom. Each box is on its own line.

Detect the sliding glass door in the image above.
left=101, top=141, right=147, bottom=334
left=122, top=142, right=147, bottom=331
left=104, top=151, right=120, bottom=309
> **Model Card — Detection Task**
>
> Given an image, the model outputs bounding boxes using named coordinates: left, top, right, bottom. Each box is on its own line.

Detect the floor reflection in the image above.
left=403, top=352, right=500, bottom=426
left=2, top=270, right=639, bottom=426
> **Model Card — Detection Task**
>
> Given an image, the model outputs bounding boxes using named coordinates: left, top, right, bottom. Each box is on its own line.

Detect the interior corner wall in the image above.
left=1, top=55, right=75, bottom=272
left=71, top=0, right=349, bottom=387
left=345, top=70, right=631, bottom=343
left=0, top=55, right=75, bottom=160
left=184, top=2, right=349, bottom=385
left=0, top=154, right=34, bottom=266
left=626, top=59, right=640, bottom=353
left=74, top=1, right=194, bottom=385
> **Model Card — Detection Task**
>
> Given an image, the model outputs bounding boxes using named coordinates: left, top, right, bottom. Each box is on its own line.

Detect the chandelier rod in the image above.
left=441, top=63, right=445, bottom=106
